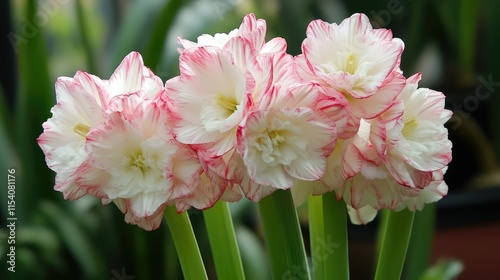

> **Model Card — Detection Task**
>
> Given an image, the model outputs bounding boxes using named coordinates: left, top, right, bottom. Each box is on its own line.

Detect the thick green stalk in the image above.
left=258, top=189, right=310, bottom=280
left=405, top=204, right=436, bottom=280
left=374, top=209, right=416, bottom=280
left=204, top=201, right=245, bottom=280
left=164, top=206, right=208, bottom=280
left=321, top=192, right=349, bottom=280
left=308, top=195, right=325, bottom=279
left=375, top=209, right=390, bottom=264
left=310, top=193, right=350, bottom=280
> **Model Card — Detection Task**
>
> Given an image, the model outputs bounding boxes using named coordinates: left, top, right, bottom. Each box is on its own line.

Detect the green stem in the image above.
left=308, top=195, right=324, bottom=279
left=375, top=209, right=390, bottom=264
left=374, top=209, right=416, bottom=280
left=164, top=206, right=208, bottom=280
left=258, top=189, right=310, bottom=280
left=204, top=201, right=246, bottom=280
left=321, top=192, right=349, bottom=280
left=405, top=204, right=436, bottom=280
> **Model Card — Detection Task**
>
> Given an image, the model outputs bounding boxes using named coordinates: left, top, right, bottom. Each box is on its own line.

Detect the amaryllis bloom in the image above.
left=377, top=73, right=453, bottom=189
left=334, top=72, right=451, bottom=222
left=38, top=52, right=164, bottom=201
left=297, top=13, right=404, bottom=99
left=75, top=98, right=203, bottom=230
left=165, top=46, right=255, bottom=157
left=38, top=72, right=104, bottom=200
left=238, top=108, right=335, bottom=189
left=177, top=13, right=291, bottom=113
left=340, top=115, right=432, bottom=212
left=235, top=83, right=345, bottom=200
left=339, top=119, right=415, bottom=211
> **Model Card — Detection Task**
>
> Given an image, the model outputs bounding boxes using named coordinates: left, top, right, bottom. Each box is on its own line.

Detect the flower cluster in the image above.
left=39, top=13, right=452, bottom=229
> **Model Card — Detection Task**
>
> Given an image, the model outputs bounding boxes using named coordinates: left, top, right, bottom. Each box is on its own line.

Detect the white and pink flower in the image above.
left=375, top=73, right=453, bottom=189
left=39, top=13, right=454, bottom=231
left=234, top=82, right=347, bottom=201
left=165, top=46, right=255, bottom=157
left=336, top=73, right=452, bottom=222
left=74, top=98, right=204, bottom=230
left=297, top=13, right=404, bottom=99
left=295, top=13, right=405, bottom=137
left=38, top=72, right=104, bottom=200
left=38, top=52, right=164, bottom=201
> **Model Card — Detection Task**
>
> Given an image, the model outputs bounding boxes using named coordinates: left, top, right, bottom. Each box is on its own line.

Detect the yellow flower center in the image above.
left=402, top=116, right=419, bottom=136
left=345, top=53, right=357, bottom=75
left=269, top=130, right=285, bottom=144
left=128, top=151, right=149, bottom=175
left=73, top=122, right=91, bottom=138
left=215, top=94, right=238, bottom=114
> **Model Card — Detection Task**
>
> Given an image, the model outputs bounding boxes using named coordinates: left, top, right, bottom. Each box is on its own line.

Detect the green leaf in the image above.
left=482, top=0, right=500, bottom=160
left=75, top=0, right=97, bottom=73
left=15, top=0, right=56, bottom=221
left=0, top=102, right=20, bottom=221
left=435, top=0, right=479, bottom=81
left=40, top=201, right=106, bottom=279
left=277, top=0, right=313, bottom=55
left=143, top=0, right=183, bottom=70
left=108, top=1, right=164, bottom=73
left=17, top=226, right=64, bottom=271
left=401, top=0, right=426, bottom=73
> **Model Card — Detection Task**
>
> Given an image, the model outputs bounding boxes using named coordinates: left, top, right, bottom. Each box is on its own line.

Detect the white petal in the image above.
left=347, top=204, right=378, bottom=225
left=128, top=192, right=169, bottom=218
left=107, top=52, right=144, bottom=99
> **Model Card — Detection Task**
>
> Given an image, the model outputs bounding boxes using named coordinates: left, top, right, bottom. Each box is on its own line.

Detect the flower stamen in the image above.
left=402, top=116, right=419, bottom=136
left=215, top=94, right=238, bottom=114
left=269, top=130, right=285, bottom=145
left=73, top=122, right=91, bottom=138
left=127, top=151, right=149, bottom=175
left=345, top=53, right=357, bottom=75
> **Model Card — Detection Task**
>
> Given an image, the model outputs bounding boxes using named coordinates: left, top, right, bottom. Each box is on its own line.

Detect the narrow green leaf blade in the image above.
left=40, top=201, right=106, bottom=279
left=16, top=0, right=56, bottom=220
left=143, top=0, right=183, bottom=70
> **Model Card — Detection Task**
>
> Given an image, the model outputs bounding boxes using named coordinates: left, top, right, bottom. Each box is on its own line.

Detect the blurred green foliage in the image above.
left=0, top=0, right=496, bottom=279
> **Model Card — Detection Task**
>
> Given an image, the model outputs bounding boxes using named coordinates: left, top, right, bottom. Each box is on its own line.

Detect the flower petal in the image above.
left=347, top=204, right=378, bottom=225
